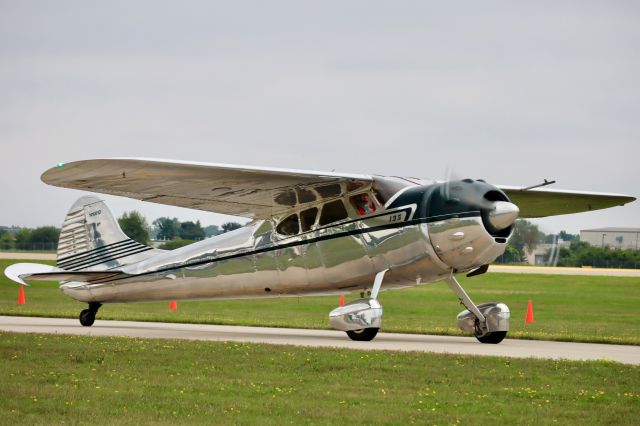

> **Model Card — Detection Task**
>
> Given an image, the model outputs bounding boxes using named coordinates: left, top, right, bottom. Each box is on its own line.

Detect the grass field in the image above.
left=1, top=259, right=639, bottom=345
left=1, top=332, right=638, bottom=425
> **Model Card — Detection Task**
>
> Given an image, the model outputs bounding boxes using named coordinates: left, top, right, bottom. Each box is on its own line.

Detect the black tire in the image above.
left=476, top=331, right=507, bottom=344
left=346, top=328, right=379, bottom=341
left=79, top=309, right=96, bottom=327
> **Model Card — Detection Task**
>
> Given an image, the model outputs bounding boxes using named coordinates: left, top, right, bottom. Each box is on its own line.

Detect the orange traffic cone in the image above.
left=339, top=294, right=345, bottom=306
left=525, top=300, right=535, bottom=323
left=169, top=301, right=177, bottom=311
left=17, top=286, right=25, bottom=305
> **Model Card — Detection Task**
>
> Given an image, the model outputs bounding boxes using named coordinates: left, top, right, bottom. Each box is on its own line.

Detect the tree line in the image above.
left=0, top=212, right=243, bottom=251
left=493, top=220, right=640, bottom=268
left=553, top=241, right=640, bottom=269
left=494, top=220, right=579, bottom=264
left=0, top=226, right=60, bottom=251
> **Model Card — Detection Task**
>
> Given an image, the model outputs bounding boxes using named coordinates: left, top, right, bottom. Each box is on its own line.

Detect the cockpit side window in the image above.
left=276, top=213, right=299, bottom=236
left=300, top=207, right=318, bottom=232
left=319, top=200, right=348, bottom=226
left=350, top=192, right=378, bottom=216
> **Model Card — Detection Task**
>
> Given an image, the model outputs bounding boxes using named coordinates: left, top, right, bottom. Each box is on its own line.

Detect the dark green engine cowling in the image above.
left=388, top=179, right=519, bottom=271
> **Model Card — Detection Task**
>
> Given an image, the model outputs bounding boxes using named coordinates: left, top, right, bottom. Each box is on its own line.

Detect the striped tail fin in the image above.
left=56, top=196, right=159, bottom=271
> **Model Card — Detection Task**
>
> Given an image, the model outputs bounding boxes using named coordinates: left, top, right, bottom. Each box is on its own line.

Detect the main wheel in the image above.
left=475, top=331, right=507, bottom=344
left=79, top=309, right=96, bottom=327
left=346, top=328, right=379, bottom=341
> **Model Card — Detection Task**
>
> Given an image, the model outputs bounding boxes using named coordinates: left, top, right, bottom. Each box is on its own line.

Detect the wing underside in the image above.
left=499, top=186, right=636, bottom=218
left=42, top=158, right=373, bottom=219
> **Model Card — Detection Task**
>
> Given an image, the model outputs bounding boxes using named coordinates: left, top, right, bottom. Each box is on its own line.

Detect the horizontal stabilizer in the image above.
left=4, top=262, right=129, bottom=285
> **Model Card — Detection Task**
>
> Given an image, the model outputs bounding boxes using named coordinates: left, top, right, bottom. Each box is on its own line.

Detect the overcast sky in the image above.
left=1, top=1, right=638, bottom=234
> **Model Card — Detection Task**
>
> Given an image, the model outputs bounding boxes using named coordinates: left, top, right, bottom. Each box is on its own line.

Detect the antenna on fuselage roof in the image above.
left=520, top=179, right=556, bottom=191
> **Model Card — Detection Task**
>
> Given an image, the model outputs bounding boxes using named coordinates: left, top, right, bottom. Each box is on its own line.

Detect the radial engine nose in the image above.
left=486, top=201, right=519, bottom=231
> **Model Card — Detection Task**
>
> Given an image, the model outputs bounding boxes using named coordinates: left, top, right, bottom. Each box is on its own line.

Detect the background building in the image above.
left=580, top=228, right=640, bottom=250
left=524, top=241, right=572, bottom=265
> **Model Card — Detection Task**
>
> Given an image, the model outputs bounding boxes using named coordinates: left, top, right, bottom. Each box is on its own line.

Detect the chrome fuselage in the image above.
left=61, top=181, right=513, bottom=303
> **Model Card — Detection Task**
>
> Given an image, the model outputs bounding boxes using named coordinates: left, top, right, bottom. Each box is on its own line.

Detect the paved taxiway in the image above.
left=490, top=264, right=640, bottom=277
left=1, top=315, right=639, bottom=365
left=0, top=252, right=57, bottom=260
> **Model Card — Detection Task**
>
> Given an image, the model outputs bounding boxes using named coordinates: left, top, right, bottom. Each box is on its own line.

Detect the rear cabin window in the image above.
left=276, top=213, right=299, bottom=236
left=296, top=188, right=316, bottom=203
left=319, top=200, right=348, bottom=226
left=300, top=207, right=318, bottom=232
left=315, top=183, right=341, bottom=199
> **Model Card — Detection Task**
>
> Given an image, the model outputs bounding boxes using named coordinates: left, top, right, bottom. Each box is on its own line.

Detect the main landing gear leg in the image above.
left=445, top=273, right=487, bottom=327
left=79, top=302, right=102, bottom=327
left=445, top=273, right=508, bottom=344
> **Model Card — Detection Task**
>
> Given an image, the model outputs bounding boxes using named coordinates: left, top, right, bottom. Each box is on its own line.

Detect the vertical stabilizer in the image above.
left=56, top=196, right=158, bottom=271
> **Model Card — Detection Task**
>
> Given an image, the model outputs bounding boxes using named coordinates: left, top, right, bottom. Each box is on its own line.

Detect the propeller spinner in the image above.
left=485, top=201, right=520, bottom=232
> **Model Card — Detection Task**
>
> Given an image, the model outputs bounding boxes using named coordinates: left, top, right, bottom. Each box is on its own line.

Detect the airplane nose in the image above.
left=486, top=201, right=519, bottom=231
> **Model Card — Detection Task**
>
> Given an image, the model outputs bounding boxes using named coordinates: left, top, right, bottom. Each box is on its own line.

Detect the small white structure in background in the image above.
left=580, top=228, right=640, bottom=250
left=525, top=240, right=572, bottom=265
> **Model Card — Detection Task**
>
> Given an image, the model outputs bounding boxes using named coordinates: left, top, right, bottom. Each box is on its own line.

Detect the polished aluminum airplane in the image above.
left=5, top=158, right=636, bottom=343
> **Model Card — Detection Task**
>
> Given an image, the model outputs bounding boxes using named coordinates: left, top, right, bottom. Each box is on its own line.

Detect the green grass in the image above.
left=2, top=259, right=640, bottom=345
left=1, top=333, right=638, bottom=425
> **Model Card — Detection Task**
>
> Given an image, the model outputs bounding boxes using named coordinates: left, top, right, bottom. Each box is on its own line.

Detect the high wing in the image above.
left=42, top=158, right=373, bottom=219
left=41, top=158, right=635, bottom=220
left=498, top=186, right=636, bottom=218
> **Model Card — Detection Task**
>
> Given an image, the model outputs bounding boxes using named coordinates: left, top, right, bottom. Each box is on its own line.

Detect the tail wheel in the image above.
left=346, top=328, right=379, bottom=341
left=79, top=309, right=96, bottom=327
left=475, top=331, right=507, bottom=344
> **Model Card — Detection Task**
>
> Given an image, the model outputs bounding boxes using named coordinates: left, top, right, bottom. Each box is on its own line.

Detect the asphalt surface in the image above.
left=0, top=252, right=57, bottom=260
left=490, top=264, right=640, bottom=277
left=1, top=315, right=639, bottom=365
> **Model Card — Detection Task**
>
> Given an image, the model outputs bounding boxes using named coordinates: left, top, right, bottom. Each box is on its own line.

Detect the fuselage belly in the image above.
left=61, top=219, right=447, bottom=303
